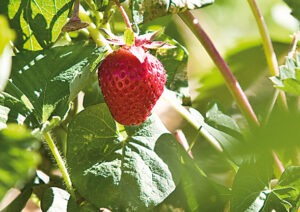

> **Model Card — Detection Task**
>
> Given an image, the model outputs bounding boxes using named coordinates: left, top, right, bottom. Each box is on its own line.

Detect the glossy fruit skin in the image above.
left=98, top=47, right=166, bottom=125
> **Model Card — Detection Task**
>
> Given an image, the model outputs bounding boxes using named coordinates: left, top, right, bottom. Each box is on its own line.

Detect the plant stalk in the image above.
left=247, top=0, right=286, bottom=174
left=79, top=7, right=108, bottom=47
left=179, top=10, right=285, bottom=174
left=179, top=11, right=259, bottom=127
left=114, top=0, right=132, bottom=30
left=43, top=132, right=75, bottom=198
left=247, top=0, right=288, bottom=110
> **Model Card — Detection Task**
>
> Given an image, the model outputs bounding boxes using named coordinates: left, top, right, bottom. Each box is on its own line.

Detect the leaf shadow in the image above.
left=1, top=0, right=72, bottom=50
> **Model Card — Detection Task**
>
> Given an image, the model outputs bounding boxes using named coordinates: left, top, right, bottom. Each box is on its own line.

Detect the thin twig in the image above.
left=264, top=89, right=279, bottom=124
left=247, top=0, right=288, bottom=110
left=272, top=151, right=285, bottom=175
left=175, top=130, right=194, bottom=158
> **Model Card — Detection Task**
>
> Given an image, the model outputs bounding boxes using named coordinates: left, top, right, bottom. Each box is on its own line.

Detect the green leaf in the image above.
left=67, top=104, right=181, bottom=210
left=41, top=187, right=70, bottom=212
left=188, top=107, right=242, bottom=162
left=262, top=166, right=300, bottom=211
left=263, top=189, right=293, bottom=212
left=82, top=81, right=105, bottom=107
left=2, top=43, right=106, bottom=127
left=0, top=0, right=72, bottom=50
left=179, top=154, right=230, bottom=211
left=231, top=156, right=273, bottom=212
left=270, top=53, right=300, bottom=95
left=278, top=166, right=300, bottom=192
left=131, top=0, right=214, bottom=24
left=206, top=103, right=241, bottom=136
left=0, top=92, right=38, bottom=127
left=0, top=124, right=40, bottom=199
left=284, top=0, right=300, bottom=22
left=155, top=35, right=190, bottom=105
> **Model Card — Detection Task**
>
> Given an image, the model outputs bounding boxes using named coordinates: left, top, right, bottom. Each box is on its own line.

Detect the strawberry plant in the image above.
left=1, top=0, right=300, bottom=211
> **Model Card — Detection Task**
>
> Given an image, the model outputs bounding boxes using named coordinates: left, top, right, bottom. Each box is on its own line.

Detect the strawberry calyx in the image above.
left=104, top=29, right=176, bottom=51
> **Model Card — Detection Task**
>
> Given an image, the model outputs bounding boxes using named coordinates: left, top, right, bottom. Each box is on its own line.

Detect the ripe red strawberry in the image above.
left=98, top=46, right=166, bottom=125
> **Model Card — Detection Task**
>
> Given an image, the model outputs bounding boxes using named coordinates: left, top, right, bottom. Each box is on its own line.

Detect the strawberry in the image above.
left=98, top=46, right=166, bottom=125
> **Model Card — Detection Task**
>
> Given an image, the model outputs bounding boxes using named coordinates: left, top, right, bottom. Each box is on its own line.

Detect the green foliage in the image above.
left=246, top=109, right=300, bottom=152
left=195, top=41, right=290, bottom=110
left=284, top=0, right=300, bottom=22
left=2, top=43, right=106, bottom=127
left=131, top=0, right=214, bottom=24
left=231, top=156, right=273, bottom=212
left=0, top=124, right=40, bottom=199
left=188, top=105, right=242, bottom=162
left=271, top=53, right=300, bottom=95
left=0, top=0, right=72, bottom=50
left=178, top=154, right=230, bottom=211
left=1, top=0, right=300, bottom=211
left=67, top=104, right=181, bottom=210
left=155, top=35, right=190, bottom=103
left=262, top=166, right=300, bottom=211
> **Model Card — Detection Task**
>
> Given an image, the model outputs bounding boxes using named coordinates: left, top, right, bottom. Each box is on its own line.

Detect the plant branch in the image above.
left=247, top=0, right=288, bottom=110
left=79, top=7, right=109, bottom=48
left=179, top=11, right=259, bottom=127
left=247, top=0, right=286, bottom=175
left=114, top=0, right=132, bottom=30
left=43, top=132, right=75, bottom=198
left=179, top=10, right=285, bottom=174
left=83, top=0, right=102, bottom=27
left=175, top=130, right=194, bottom=158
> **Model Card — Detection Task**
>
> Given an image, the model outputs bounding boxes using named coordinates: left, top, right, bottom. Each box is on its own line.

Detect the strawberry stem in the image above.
left=78, top=7, right=111, bottom=48
left=114, top=0, right=132, bottom=30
